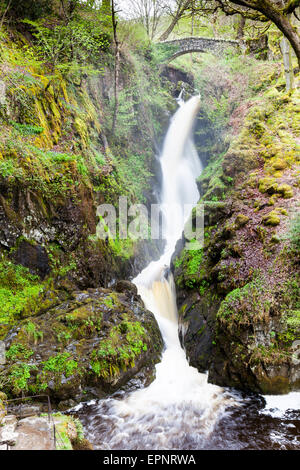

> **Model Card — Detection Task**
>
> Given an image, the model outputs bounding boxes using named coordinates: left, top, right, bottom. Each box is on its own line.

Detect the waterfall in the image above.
left=76, top=97, right=237, bottom=450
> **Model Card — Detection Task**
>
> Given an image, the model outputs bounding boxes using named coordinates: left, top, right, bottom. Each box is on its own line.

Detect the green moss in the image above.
left=271, top=158, right=288, bottom=171
left=217, top=277, right=265, bottom=327
left=74, top=117, right=89, bottom=148
left=262, top=210, right=281, bottom=226
left=91, top=316, right=148, bottom=379
left=277, top=184, right=294, bottom=199
left=0, top=259, right=44, bottom=328
left=186, top=249, right=203, bottom=275
left=270, top=234, right=281, bottom=244
left=235, top=214, right=249, bottom=228
left=259, top=177, right=278, bottom=194
left=197, top=152, right=227, bottom=201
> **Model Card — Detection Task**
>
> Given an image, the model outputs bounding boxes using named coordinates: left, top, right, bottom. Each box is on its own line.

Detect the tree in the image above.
left=125, top=0, right=167, bottom=39
left=213, top=1, right=300, bottom=68
left=159, top=0, right=192, bottom=41
left=160, top=0, right=300, bottom=87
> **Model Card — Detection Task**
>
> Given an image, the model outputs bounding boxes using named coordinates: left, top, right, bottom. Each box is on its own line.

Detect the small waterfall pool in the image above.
left=73, top=97, right=300, bottom=450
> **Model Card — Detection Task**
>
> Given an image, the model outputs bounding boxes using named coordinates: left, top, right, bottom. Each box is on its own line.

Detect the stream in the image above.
left=73, top=96, right=300, bottom=450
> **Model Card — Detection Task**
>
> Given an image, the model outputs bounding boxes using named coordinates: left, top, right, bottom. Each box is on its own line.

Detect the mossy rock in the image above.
left=262, top=210, right=281, bottom=226
left=271, top=158, right=288, bottom=171
left=270, top=234, right=281, bottom=244
left=0, top=287, right=163, bottom=402
left=209, top=275, right=300, bottom=393
left=235, top=214, right=249, bottom=228
left=277, top=184, right=294, bottom=199
left=258, top=177, right=278, bottom=194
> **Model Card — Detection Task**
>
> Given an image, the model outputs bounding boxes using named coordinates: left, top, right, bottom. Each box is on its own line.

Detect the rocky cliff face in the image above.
left=0, top=30, right=175, bottom=399
left=173, top=73, right=300, bottom=394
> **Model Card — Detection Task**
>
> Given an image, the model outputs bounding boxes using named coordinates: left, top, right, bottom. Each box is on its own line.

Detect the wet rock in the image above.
left=2, top=287, right=163, bottom=403
left=13, top=416, right=54, bottom=450
left=57, top=399, right=77, bottom=411
left=160, top=65, right=194, bottom=98
left=177, top=291, right=219, bottom=372
left=8, top=403, right=47, bottom=419
left=114, top=280, right=138, bottom=298
left=11, top=240, right=50, bottom=279
left=0, top=415, right=18, bottom=447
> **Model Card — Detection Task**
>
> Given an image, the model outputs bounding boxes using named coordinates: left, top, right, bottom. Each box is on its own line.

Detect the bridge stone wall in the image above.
left=160, top=37, right=240, bottom=62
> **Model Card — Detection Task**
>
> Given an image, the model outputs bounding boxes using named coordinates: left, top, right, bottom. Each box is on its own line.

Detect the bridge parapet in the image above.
left=159, top=37, right=241, bottom=62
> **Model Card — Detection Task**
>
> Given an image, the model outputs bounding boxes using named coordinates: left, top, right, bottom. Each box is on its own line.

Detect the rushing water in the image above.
left=74, top=97, right=300, bottom=450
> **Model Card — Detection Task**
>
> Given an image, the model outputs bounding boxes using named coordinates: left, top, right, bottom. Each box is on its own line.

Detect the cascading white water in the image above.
left=74, top=95, right=300, bottom=450
left=75, top=96, right=238, bottom=450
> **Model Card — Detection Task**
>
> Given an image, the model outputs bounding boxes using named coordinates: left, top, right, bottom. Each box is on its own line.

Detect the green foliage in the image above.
left=91, top=317, right=148, bottom=379
left=10, top=121, right=44, bottom=136
left=24, top=17, right=110, bottom=72
left=0, top=139, right=90, bottom=195
left=7, top=363, right=37, bottom=395
left=0, top=259, right=43, bottom=325
left=6, top=343, right=33, bottom=361
left=0, top=159, right=25, bottom=179
left=102, top=296, right=115, bottom=309
left=74, top=418, right=85, bottom=442
left=115, top=152, right=153, bottom=203
left=150, top=43, right=180, bottom=65
left=286, top=311, right=300, bottom=328
left=218, top=277, right=264, bottom=325
left=24, top=321, right=44, bottom=343
left=186, top=249, right=203, bottom=275
left=34, top=352, right=79, bottom=392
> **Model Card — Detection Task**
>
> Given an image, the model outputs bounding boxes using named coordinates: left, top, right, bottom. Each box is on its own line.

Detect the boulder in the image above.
left=1, top=287, right=163, bottom=403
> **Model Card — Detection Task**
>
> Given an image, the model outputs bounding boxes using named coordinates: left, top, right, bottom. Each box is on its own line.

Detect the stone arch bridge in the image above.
left=159, top=37, right=241, bottom=62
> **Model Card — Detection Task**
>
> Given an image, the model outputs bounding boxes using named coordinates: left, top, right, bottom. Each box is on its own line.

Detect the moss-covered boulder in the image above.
left=262, top=209, right=281, bottom=226
left=0, top=286, right=163, bottom=404
left=235, top=213, right=249, bottom=228
left=277, top=184, right=294, bottom=199
left=210, top=276, right=300, bottom=394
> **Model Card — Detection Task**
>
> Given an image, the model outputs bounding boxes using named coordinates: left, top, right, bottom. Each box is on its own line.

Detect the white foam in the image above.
left=261, top=392, right=300, bottom=417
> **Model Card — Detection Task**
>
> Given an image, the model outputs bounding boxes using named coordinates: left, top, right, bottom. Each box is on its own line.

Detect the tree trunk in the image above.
left=159, top=14, right=181, bottom=41
left=0, top=0, right=12, bottom=29
left=280, top=36, right=295, bottom=90
left=260, top=7, right=300, bottom=68
left=159, top=0, right=191, bottom=41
